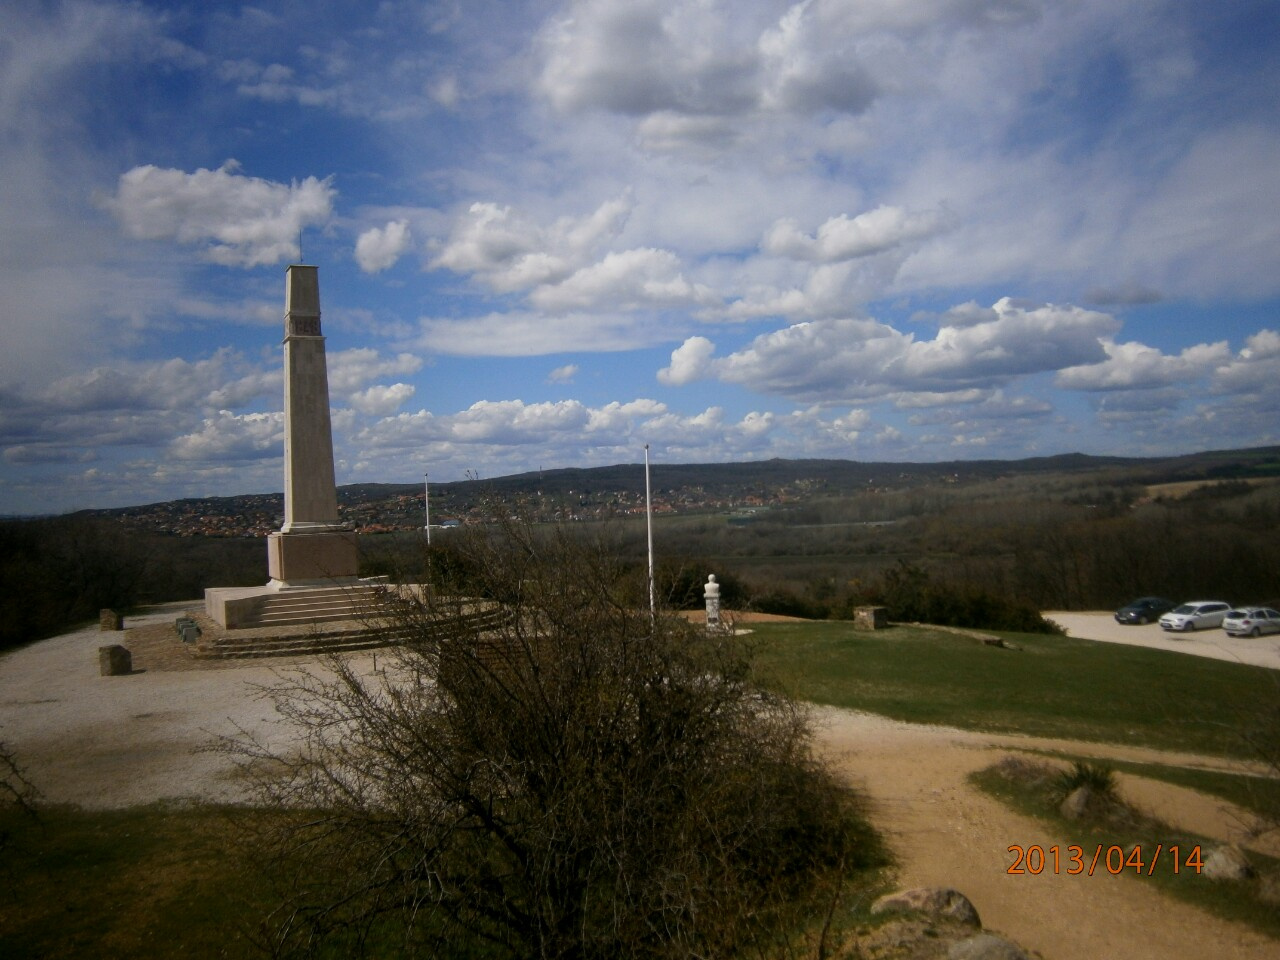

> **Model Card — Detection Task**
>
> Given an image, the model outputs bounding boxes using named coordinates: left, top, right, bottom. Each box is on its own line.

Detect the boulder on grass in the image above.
left=871, top=887, right=982, bottom=927
left=1202, top=845, right=1252, bottom=881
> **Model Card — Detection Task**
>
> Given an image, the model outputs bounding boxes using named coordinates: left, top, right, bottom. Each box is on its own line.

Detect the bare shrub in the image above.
left=231, top=517, right=878, bottom=959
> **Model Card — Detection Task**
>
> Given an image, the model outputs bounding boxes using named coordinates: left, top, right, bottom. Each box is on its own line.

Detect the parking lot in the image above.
left=1044, top=611, right=1280, bottom=668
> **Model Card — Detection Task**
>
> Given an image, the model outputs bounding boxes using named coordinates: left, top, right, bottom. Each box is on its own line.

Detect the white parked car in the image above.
left=1222, top=607, right=1280, bottom=637
left=1159, top=601, right=1231, bottom=632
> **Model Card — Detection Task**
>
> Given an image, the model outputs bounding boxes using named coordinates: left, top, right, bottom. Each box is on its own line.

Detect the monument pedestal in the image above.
left=267, top=529, right=359, bottom=586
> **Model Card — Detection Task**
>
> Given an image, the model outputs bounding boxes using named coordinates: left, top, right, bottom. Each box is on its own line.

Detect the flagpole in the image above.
left=424, top=471, right=431, bottom=546
left=645, top=444, right=655, bottom=624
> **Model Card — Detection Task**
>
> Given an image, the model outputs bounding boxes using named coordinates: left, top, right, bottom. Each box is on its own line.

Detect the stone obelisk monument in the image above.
left=266, top=264, right=358, bottom=585
left=206, top=265, right=365, bottom=629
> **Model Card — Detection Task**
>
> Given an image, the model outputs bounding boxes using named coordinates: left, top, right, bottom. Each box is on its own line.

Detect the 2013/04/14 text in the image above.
left=1006, top=844, right=1203, bottom=876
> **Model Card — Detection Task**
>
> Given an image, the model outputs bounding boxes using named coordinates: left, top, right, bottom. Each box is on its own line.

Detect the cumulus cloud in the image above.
left=328, top=349, right=424, bottom=393
left=431, top=196, right=631, bottom=292
left=1056, top=340, right=1232, bottom=391
left=349, top=383, right=415, bottom=416
left=348, top=394, right=907, bottom=481
left=39, top=350, right=252, bottom=413
left=537, top=0, right=762, bottom=117
left=658, top=336, right=716, bottom=386
left=355, top=219, right=412, bottom=273
left=665, top=299, right=1119, bottom=403
left=530, top=248, right=718, bottom=312
left=101, top=161, right=334, bottom=267
left=169, top=411, right=282, bottom=461
left=1209, top=329, right=1280, bottom=395
left=764, top=206, right=947, bottom=262
left=535, top=0, right=1039, bottom=153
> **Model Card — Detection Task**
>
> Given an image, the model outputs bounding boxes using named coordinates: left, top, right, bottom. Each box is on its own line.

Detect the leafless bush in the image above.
left=231, top=516, right=876, bottom=959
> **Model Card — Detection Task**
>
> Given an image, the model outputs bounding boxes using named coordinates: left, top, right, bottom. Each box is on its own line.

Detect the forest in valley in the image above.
left=3, top=446, right=1278, bottom=649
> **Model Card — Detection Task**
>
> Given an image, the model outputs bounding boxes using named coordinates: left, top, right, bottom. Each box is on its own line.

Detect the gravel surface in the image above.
left=1044, top=611, right=1280, bottom=668
left=0, top=600, right=379, bottom=808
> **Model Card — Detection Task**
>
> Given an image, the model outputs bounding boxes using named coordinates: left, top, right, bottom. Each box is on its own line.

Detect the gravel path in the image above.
left=1044, top=611, right=1280, bottom=668
left=814, top=709, right=1278, bottom=960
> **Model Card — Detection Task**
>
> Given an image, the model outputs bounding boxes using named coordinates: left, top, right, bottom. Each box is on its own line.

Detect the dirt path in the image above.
left=812, top=708, right=1278, bottom=960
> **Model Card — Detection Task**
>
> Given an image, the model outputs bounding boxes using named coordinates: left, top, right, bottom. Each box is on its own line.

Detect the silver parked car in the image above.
left=1222, top=607, right=1280, bottom=637
left=1159, top=601, right=1231, bottom=632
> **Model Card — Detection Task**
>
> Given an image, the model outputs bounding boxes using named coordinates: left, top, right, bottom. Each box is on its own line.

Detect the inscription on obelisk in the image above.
left=266, top=265, right=358, bottom=585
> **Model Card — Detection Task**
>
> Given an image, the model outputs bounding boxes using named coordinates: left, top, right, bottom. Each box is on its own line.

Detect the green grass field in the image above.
left=749, top=621, right=1279, bottom=759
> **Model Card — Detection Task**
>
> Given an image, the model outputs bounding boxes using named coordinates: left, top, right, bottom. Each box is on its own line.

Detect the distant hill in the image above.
left=71, top=445, right=1280, bottom=529
left=341, top=445, right=1280, bottom=499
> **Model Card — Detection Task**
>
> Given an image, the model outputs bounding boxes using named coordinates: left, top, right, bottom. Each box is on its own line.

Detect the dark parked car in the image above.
left=1114, top=597, right=1175, bottom=625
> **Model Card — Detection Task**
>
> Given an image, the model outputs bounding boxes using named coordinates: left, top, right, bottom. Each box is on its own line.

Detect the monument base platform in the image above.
left=267, top=529, right=358, bottom=584
left=205, top=578, right=390, bottom=630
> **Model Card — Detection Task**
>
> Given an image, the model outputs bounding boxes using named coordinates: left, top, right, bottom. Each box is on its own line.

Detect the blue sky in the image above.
left=2, top=0, right=1279, bottom=514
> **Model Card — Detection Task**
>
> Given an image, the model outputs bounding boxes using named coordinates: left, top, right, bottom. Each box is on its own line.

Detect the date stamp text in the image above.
left=1006, top=844, right=1203, bottom=877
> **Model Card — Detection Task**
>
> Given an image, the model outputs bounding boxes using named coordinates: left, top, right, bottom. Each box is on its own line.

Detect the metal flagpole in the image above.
left=645, top=444, right=655, bottom=624
left=424, top=471, right=431, bottom=546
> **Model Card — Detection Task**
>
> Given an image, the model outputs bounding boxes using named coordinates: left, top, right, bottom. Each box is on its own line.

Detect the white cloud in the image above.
left=530, top=248, right=718, bottom=312
left=671, top=299, right=1119, bottom=402
left=349, top=383, right=416, bottom=416
left=328, top=349, right=424, bottom=393
left=763, top=206, right=946, bottom=262
left=537, top=0, right=764, bottom=117
left=1209, top=330, right=1280, bottom=396
left=547, top=364, right=579, bottom=384
left=417, top=311, right=681, bottom=357
left=169, top=411, right=283, bottom=461
left=658, top=337, right=716, bottom=386
left=355, top=219, right=412, bottom=273
left=1057, top=340, right=1232, bottom=391
left=101, top=161, right=335, bottom=267
left=39, top=350, right=251, bottom=413
left=431, top=196, right=630, bottom=292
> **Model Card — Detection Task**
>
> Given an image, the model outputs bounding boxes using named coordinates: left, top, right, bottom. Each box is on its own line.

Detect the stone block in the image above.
left=98, top=644, right=132, bottom=676
left=99, top=608, right=123, bottom=631
left=854, top=605, right=888, bottom=630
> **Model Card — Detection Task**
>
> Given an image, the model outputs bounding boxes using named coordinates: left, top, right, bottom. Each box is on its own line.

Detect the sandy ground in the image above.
left=1, top=604, right=1278, bottom=958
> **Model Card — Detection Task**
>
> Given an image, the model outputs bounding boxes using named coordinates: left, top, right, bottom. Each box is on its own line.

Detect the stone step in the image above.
left=195, top=630, right=407, bottom=660
left=232, top=585, right=393, bottom=629
left=195, top=604, right=512, bottom=660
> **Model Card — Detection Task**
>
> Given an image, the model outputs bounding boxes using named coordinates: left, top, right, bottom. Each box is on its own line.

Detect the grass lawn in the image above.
left=0, top=804, right=272, bottom=960
left=1021, top=750, right=1280, bottom=824
left=749, top=621, right=1279, bottom=758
